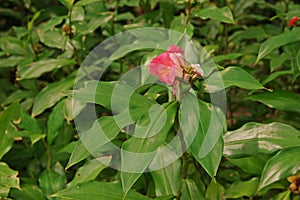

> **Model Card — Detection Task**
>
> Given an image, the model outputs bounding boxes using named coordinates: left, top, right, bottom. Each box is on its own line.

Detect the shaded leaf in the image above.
left=10, top=185, right=46, bottom=200
left=181, top=179, right=207, bottom=200
left=47, top=100, right=65, bottom=145
left=205, top=180, right=225, bottom=200
left=38, top=169, right=64, bottom=198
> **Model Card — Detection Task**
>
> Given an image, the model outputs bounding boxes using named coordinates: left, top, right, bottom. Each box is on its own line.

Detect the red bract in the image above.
left=148, top=45, right=184, bottom=85
left=289, top=16, right=300, bottom=27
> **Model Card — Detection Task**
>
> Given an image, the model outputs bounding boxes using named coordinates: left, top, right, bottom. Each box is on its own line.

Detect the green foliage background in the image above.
left=0, top=0, right=300, bottom=199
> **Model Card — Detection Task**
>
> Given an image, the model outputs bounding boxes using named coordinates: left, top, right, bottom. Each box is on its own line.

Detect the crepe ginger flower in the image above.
left=289, top=16, right=300, bottom=27
left=148, top=45, right=204, bottom=85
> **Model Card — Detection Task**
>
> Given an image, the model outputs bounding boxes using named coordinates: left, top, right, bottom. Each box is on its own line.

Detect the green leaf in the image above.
left=64, top=97, right=86, bottom=122
left=181, top=94, right=225, bottom=177
left=38, top=169, right=65, bottom=198
left=160, top=0, right=175, bottom=28
left=205, top=180, right=225, bottom=200
left=224, top=177, right=259, bottom=198
left=121, top=101, right=178, bottom=198
left=150, top=157, right=181, bottom=196
left=270, top=191, right=291, bottom=200
left=224, top=122, right=300, bottom=158
left=193, top=6, right=235, bottom=24
left=65, top=140, right=90, bottom=170
left=206, top=67, right=265, bottom=92
left=181, top=179, right=207, bottom=200
left=258, top=146, right=300, bottom=190
left=68, top=157, right=111, bottom=187
left=291, top=49, right=300, bottom=81
left=0, top=162, right=20, bottom=190
left=32, top=73, right=75, bottom=116
left=0, top=56, right=24, bottom=68
left=228, top=154, right=270, bottom=176
left=213, top=53, right=243, bottom=63
left=247, top=90, right=300, bottom=113
left=37, top=29, right=67, bottom=49
left=59, top=0, right=74, bottom=9
left=75, top=0, right=100, bottom=6
left=17, top=58, right=76, bottom=80
left=19, top=110, right=42, bottom=135
left=256, top=27, right=300, bottom=62
left=52, top=181, right=151, bottom=200
left=262, top=70, right=293, bottom=85
left=10, top=184, right=46, bottom=200
left=47, top=100, right=65, bottom=145
left=0, top=102, right=19, bottom=159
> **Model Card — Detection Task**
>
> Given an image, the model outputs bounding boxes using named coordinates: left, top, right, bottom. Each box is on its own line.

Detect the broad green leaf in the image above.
left=213, top=53, right=243, bottom=63
left=4, top=90, right=36, bottom=105
left=0, top=185, right=9, bottom=199
left=224, top=122, right=300, bottom=157
left=256, top=27, right=300, bottom=62
left=270, top=53, right=289, bottom=72
left=47, top=100, right=65, bottom=145
left=37, top=29, right=67, bottom=49
left=247, top=90, right=300, bottom=113
left=17, top=58, right=76, bottom=80
left=38, top=169, right=65, bottom=198
left=154, top=195, right=175, bottom=200
left=10, top=185, right=46, bottom=200
left=150, top=157, right=181, bottom=196
left=224, top=177, right=259, bottom=198
left=181, top=93, right=225, bottom=177
left=52, top=181, right=151, bottom=200
left=0, top=102, right=19, bottom=159
left=228, top=154, right=270, bottom=176
left=193, top=6, right=235, bottom=24
left=39, top=16, right=66, bottom=31
left=205, top=180, right=225, bottom=200
left=0, top=36, right=34, bottom=57
left=121, top=101, right=178, bottom=198
left=71, top=6, right=85, bottom=21
left=32, top=74, right=75, bottom=116
left=68, top=157, right=111, bottom=186
left=0, top=56, right=24, bottom=68
left=258, top=147, right=300, bottom=190
left=181, top=179, right=207, bottom=200
left=270, top=191, right=291, bottom=200
left=170, top=13, right=194, bottom=37
left=205, top=67, right=265, bottom=92
left=0, top=162, right=20, bottom=189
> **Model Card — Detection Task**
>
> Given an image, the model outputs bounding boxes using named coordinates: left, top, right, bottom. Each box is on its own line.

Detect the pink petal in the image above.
left=167, top=44, right=183, bottom=55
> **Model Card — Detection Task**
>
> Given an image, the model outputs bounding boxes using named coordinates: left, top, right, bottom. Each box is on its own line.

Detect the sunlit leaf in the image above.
left=193, top=6, right=235, bottom=24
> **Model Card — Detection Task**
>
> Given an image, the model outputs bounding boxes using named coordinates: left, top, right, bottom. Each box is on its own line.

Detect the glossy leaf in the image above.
left=258, top=146, right=300, bottom=190
left=47, top=100, right=65, bottom=144
left=224, top=122, right=300, bottom=157
left=64, top=98, right=86, bottom=122
left=247, top=90, right=300, bottom=113
left=121, top=101, right=178, bottom=198
left=181, top=179, right=207, bottom=200
left=52, top=181, right=151, bottom=200
left=38, top=169, right=65, bottom=198
left=65, top=140, right=90, bottom=170
left=68, top=157, right=111, bottom=186
left=32, top=74, right=75, bottom=116
left=193, top=6, right=235, bottom=24
left=256, top=27, right=300, bottom=62
left=17, top=58, right=76, bottom=80
left=224, top=177, right=259, bottom=198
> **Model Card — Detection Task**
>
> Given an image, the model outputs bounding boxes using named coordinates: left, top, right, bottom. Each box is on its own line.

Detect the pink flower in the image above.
left=148, top=45, right=184, bottom=85
left=289, top=16, right=300, bottom=27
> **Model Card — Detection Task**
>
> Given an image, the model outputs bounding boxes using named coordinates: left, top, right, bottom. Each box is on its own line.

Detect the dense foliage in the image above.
left=0, top=0, right=300, bottom=199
